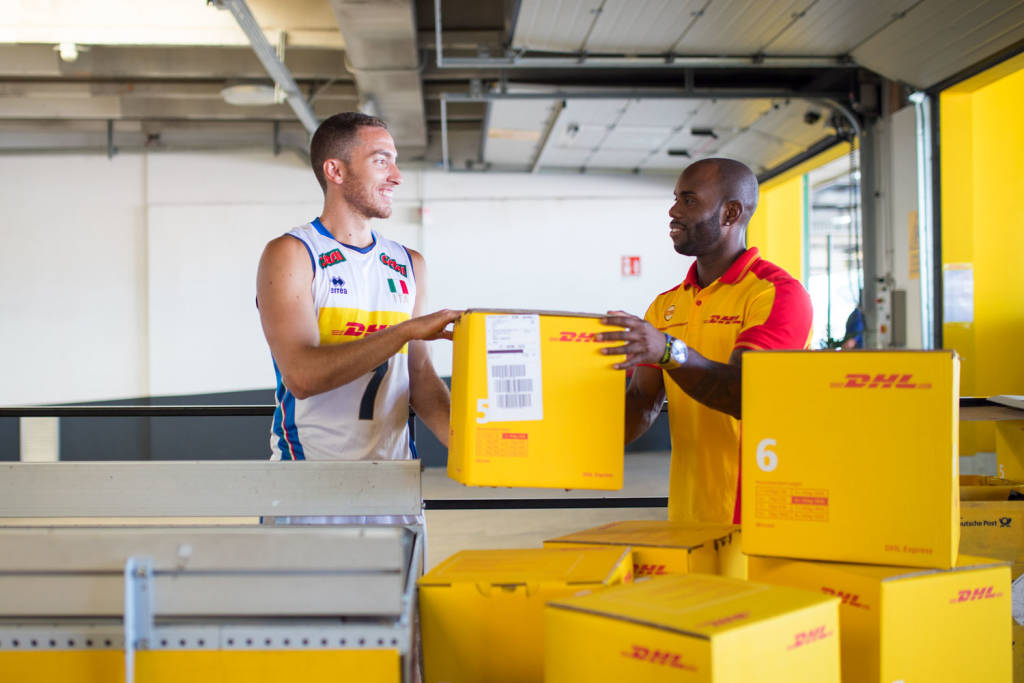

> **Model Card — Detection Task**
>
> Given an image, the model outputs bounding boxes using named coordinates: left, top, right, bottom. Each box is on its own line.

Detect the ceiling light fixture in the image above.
left=220, top=83, right=278, bottom=106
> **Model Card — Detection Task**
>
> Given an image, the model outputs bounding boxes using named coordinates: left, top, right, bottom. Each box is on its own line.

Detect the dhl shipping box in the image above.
left=748, top=554, right=1011, bottom=682
left=448, top=309, right=625, bottom=489
left=543, top=520, right=740, bottom=578
left=742, top=351, right=960, bottom=568
left=418, top=547, right=632, bottom=683
left=960, top=475, right=1024, bottom=681
left=545, top=573, right=840, bottom=682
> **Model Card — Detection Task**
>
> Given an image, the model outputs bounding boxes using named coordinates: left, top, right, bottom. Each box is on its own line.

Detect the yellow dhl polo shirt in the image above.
left=644, top=248, right=813, bottom=524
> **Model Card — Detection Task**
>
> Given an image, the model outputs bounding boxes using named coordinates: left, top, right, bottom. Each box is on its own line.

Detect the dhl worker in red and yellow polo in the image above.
left=597, top=158, right=813, bottom=524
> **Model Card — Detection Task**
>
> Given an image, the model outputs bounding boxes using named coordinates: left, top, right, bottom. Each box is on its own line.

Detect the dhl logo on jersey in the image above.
left=317, top=307, right=411, bottom=353
left=706, top=314, right=742, bottom=325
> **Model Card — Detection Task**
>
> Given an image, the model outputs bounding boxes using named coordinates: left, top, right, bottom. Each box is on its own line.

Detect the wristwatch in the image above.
left=658, top=334, right=688, bottom=370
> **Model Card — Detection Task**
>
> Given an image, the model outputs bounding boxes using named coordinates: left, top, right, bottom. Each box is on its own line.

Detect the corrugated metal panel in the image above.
left=586, top=148, right=651, bottom=168
left=852, top=0, right=1024, bottom=88
left=672, top=0, right=814, bottom=53
left=540, top=146, right=595, bottom=169
left=561, top=98, right=631, bottom=125
left=716, top=129, right=802, bottom=173
left=553, top=122, right=609, bottom=149
left=747, top=100, right=832, bottom=148
left=482, top=99, right=554, bottom=166
left=511, top=0, right=603, bottom=52
left=766, top=0, right=921, bottom=54
left=616, top=99, right=701, bottom=127
left=601, top=124, right=675, bottom=150
left=686, top=98, right=776, bottom=130
left=582, top=0, right=707, bottom=53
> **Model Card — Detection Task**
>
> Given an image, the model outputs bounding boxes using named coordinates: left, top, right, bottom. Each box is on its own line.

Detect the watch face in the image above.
left=669, top=338, right=687, bottom=364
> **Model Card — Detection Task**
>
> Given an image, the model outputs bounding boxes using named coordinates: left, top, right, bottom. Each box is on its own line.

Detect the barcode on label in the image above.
left=491, top=365, right=526, bottom=378
left=497, top=394, right=532, bottom=409
left=492, top=378, right=533, bottom=393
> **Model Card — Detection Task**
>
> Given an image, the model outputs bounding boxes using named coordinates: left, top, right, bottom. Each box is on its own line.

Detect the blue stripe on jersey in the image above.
left=272, top=361, right=305, bottom=460
left=402, top=245, right=416, bottom=284
left=311, top=218, right=378, bottom=254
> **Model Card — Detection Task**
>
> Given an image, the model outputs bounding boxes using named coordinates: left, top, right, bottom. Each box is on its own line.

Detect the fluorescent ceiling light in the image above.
left=221, top=84, right=277, bottom=106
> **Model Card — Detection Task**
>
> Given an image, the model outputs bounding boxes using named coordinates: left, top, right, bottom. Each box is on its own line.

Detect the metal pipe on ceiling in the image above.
left=210, top=0, right=319, bottom=135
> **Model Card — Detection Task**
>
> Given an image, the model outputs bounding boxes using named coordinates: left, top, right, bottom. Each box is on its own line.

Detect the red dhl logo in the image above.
left=707, top=314, right=741, bottom=325
left=787, top=625, right=833, bottom=650
left=331, top=322, right=390, bottom=337
left=951, top=586, right=1002, bottom=604
left=829, top=373, right=932, bottom=389
left=821, top=587, right=870, bottom=610
left=551, top=332, right=598, bottom=342
left=698, top=611, right=750, bottom=628
left=633, top=563, right=667, bottom=577
left=620, top=645, right=696, bottom=671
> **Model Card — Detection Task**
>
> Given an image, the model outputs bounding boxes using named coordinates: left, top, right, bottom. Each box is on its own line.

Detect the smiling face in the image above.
left=341, top=126, right=401, bottom=220
left=668, top=163, right=727, bottom=257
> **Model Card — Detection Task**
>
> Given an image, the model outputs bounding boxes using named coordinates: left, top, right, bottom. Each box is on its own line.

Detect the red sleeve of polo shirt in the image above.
left=733, top=262, right=813, bottom=351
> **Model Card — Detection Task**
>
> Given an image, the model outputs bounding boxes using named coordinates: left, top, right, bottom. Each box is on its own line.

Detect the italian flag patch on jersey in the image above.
left=388, top=278, right=409, bottom=294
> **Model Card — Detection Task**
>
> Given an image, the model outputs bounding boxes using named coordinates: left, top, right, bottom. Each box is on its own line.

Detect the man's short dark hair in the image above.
left=310, top=112, right=388, bottom=192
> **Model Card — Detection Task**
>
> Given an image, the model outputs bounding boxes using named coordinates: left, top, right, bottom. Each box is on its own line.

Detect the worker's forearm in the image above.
left=624, top=387, right=664, bottom=444
left=664, top=350, right=742, bottom=419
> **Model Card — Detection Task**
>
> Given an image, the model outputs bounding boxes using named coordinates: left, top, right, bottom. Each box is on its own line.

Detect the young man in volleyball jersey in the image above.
left=256, top=112, right=459, bottom=524
left=597, top=158, right=813, bottom=524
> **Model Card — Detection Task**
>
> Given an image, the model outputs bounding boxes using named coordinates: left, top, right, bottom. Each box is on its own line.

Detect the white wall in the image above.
left=0, top=150, right=684, bottom=403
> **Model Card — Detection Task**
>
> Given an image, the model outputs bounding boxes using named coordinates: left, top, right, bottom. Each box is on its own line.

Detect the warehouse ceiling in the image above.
left=1, top=0, right=1022, bottom=175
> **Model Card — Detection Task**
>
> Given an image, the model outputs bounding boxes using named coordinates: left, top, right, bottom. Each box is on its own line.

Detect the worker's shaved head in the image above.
left=685, top=158, right=759, bottom=227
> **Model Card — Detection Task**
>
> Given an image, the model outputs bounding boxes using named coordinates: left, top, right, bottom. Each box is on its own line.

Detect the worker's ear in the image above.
left=323, top=158, right=346, bottom=186
left=722, top=199, right=743, bottom=227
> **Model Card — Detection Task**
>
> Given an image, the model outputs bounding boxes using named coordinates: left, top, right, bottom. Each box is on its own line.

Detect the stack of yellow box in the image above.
left=417, top=547, right=632, bottom=683
left=545, top=573, right=840, bottom=682
left=740, top=350, right=1012, bottom=681
left=543, top=520, right=743, bottom=579
left=447, top=309, right=625, bottom=490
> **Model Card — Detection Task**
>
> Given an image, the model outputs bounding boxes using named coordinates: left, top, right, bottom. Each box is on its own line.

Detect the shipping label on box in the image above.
left=742, top=351, right=960, bottom=568
left=545, top=573, right=840, bottom=682
left=418, top=547, right=632, bottom=683
left=748, top=554, right=1011, bottom=683
left=448, top=310, right=625, bottom=489
left=544, top=520, right=738, bottom=577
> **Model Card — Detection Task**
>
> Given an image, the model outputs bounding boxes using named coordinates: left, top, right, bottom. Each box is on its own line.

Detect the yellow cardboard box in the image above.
left=418, top=547, right=632, bottom=683
left=545, top=573, right=840, bottom=682
left=960, top=476, right=1024, bottom=682
left=742, top=351, right=960, bottom=568
left=448, top=309, right=625, bottom=489
left=997, top=421, right=1024, bottom=480
left=748, top=554, right=1011, bottom=682
left=543, top=520, right=738, bottom=578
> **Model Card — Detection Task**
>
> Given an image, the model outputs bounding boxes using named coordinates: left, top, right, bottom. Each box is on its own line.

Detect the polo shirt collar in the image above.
left=683, top=247, right=760, bottom=290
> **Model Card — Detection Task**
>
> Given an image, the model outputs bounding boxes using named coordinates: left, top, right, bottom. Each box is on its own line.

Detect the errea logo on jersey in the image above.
left=379, top=254, right=408, bottom=277
left=319, top=249, right=345, bottom=268
left=829, top=373, right=932, bottom=389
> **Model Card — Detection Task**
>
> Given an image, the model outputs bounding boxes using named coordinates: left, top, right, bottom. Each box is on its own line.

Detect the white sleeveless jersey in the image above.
left=269, top=218, right=417, bottom=463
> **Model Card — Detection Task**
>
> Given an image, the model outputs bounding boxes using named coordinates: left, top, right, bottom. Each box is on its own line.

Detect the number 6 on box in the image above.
left=756, top=438, right=778, bottom=472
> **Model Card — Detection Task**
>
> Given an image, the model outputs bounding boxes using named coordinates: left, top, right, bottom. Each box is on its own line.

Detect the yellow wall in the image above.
left=941, top=59, right=1024, bottom=454
left=748, top=175, right=804, bottom=281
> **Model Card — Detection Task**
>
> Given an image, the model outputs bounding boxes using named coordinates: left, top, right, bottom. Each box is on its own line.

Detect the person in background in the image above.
left=597, top=158, right=813, bottom=524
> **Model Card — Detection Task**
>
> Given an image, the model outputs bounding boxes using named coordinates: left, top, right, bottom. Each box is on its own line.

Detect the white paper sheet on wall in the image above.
left=484, top=314, right=544, bottom=422
left=943, top=263, right=974, bottom=324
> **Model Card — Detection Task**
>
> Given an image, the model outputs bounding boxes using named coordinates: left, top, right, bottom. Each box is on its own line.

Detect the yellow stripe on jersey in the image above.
left=317, top=307, right=411, bottom=354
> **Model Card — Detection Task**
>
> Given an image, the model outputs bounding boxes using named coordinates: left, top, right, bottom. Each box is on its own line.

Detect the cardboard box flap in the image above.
left=546, top=520, right=738, bottom=550
left=463, top=308, right=608, bottom=319
left=547, top=574, right=835, bottom=637
left=418, top=548, right=631, bottom=587
left=960, top=475, right=1024, bottom=501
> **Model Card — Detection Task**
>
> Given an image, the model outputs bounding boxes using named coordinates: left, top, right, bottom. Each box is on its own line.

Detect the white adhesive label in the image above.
left=484, top=315, right=543, bottom=422
left=1012, top=573, right=1024, bottom=625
